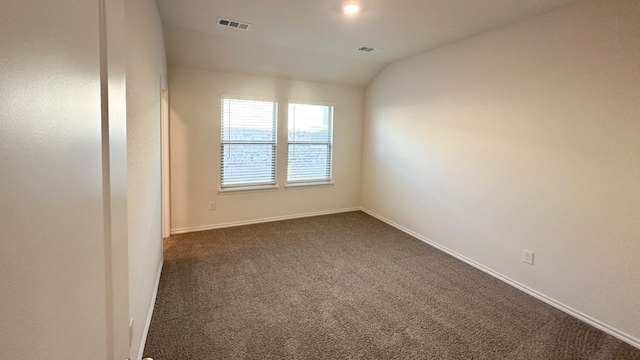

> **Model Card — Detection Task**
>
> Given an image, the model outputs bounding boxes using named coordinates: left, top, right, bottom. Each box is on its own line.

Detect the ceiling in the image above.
left=156, top=0, right=579, bottom=86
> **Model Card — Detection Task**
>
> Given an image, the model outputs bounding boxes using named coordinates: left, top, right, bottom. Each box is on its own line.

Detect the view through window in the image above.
left=287, top=103, right=334, bottom=183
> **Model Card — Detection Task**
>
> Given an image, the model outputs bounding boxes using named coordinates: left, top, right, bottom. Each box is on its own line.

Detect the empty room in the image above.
left=1, top=0, right=639, bottom=359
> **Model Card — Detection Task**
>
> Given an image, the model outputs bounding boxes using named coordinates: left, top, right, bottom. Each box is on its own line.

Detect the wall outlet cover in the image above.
left=523, top=250, right=534, bottom=265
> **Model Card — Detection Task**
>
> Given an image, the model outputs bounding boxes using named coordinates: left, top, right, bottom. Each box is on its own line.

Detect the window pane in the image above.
left=222, top=99, right=276, bottom=142
left=287, top=103, right=333, bottom=183
left=288, top=104, right=331, bottom=143
left=221, top=144, right=275, bottom=186
left=287, top=144, right=330, bottom=182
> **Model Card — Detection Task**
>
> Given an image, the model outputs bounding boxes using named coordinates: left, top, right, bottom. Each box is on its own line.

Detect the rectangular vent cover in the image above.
left=218, top=18, right=251, bottom=30
left=358, top=46, right=382, bottom=53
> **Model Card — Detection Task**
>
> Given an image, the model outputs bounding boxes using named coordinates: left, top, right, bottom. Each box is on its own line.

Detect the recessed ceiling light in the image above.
left=343, top=3, right=360, bottom=15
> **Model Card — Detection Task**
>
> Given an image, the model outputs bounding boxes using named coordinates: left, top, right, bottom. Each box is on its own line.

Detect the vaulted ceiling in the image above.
left=156, top=0, right=579, bottom=86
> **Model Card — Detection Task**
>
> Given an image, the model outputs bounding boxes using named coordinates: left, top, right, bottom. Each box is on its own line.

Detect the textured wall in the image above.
left=169, top=68, right=364, bottom=231
left=362, top=0, right=640, bottom=344
left=0, top=0, right=127, bottom=358
left=125, top=0, right=167, bottom=358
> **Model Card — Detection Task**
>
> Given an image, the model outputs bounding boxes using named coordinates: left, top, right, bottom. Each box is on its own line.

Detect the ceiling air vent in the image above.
left=358, top=46, right=382, bottom=53
left=218, top=17, right=251, bottom=30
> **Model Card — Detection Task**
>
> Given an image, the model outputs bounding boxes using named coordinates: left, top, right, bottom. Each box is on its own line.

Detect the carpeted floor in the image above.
left=143, top=211, right=640, bottom=359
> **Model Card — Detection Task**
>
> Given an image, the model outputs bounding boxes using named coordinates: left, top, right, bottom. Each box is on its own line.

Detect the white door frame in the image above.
left=161, top=80, right=171, bottom=238
left=101, top=0, right=130, bottom=358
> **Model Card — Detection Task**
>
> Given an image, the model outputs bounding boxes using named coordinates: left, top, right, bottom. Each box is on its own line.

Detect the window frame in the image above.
left=219, top=94, right=279, bottom=190
left=286, top=100, right=335, bottom=186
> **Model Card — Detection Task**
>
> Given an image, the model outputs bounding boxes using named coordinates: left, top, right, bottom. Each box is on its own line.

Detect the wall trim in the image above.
left=136, top=260, right=164, bottom=360
left=170, top=207, right=361, bottom=235
left=360, top=207, right=640, bottom=350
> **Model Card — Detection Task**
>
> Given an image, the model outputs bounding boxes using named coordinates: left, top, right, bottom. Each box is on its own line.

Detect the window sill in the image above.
left=285, top=181, right=334, bottom=189
left=218, top=184, right=279, bottom=194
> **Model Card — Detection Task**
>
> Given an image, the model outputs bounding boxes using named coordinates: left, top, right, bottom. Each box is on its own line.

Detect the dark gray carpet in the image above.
left=144, top=211, right=640, bottom=359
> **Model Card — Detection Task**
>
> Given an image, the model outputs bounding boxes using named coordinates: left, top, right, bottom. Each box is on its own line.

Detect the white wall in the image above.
left=125, top=1, right=167, bottom=358
left=362, top=0, right=640, bottom=345
left=0, top=1, right=129, bottom=359
left=170, top=68, right=363, bottom=230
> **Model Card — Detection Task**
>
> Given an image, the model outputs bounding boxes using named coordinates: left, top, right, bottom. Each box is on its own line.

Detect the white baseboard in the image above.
left=360, top=207, right=640, bottom=350
left=136, top=260, right=164, bottom=360
left=170, top=207, right=361, bottom=235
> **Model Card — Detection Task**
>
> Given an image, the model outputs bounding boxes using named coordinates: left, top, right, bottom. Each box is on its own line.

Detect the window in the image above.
left=220, top=97, right=277, bottom=188
left=287, top=102, right=334, bottom=183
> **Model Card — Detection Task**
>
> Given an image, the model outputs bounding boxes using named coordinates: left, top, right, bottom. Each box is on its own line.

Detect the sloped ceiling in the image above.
left=156, top=0, right=579, bottom=86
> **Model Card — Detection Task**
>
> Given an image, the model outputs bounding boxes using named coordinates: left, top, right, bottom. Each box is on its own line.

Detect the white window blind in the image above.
left=287, top=102, right=333, bottom=183
left=221, top=97, right=277, bottom=187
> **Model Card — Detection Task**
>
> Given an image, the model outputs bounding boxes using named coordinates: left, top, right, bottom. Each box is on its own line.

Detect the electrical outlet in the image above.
left=523, top=250, right=534, bottom=265
left=209, top=201, right=216, bottom=211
